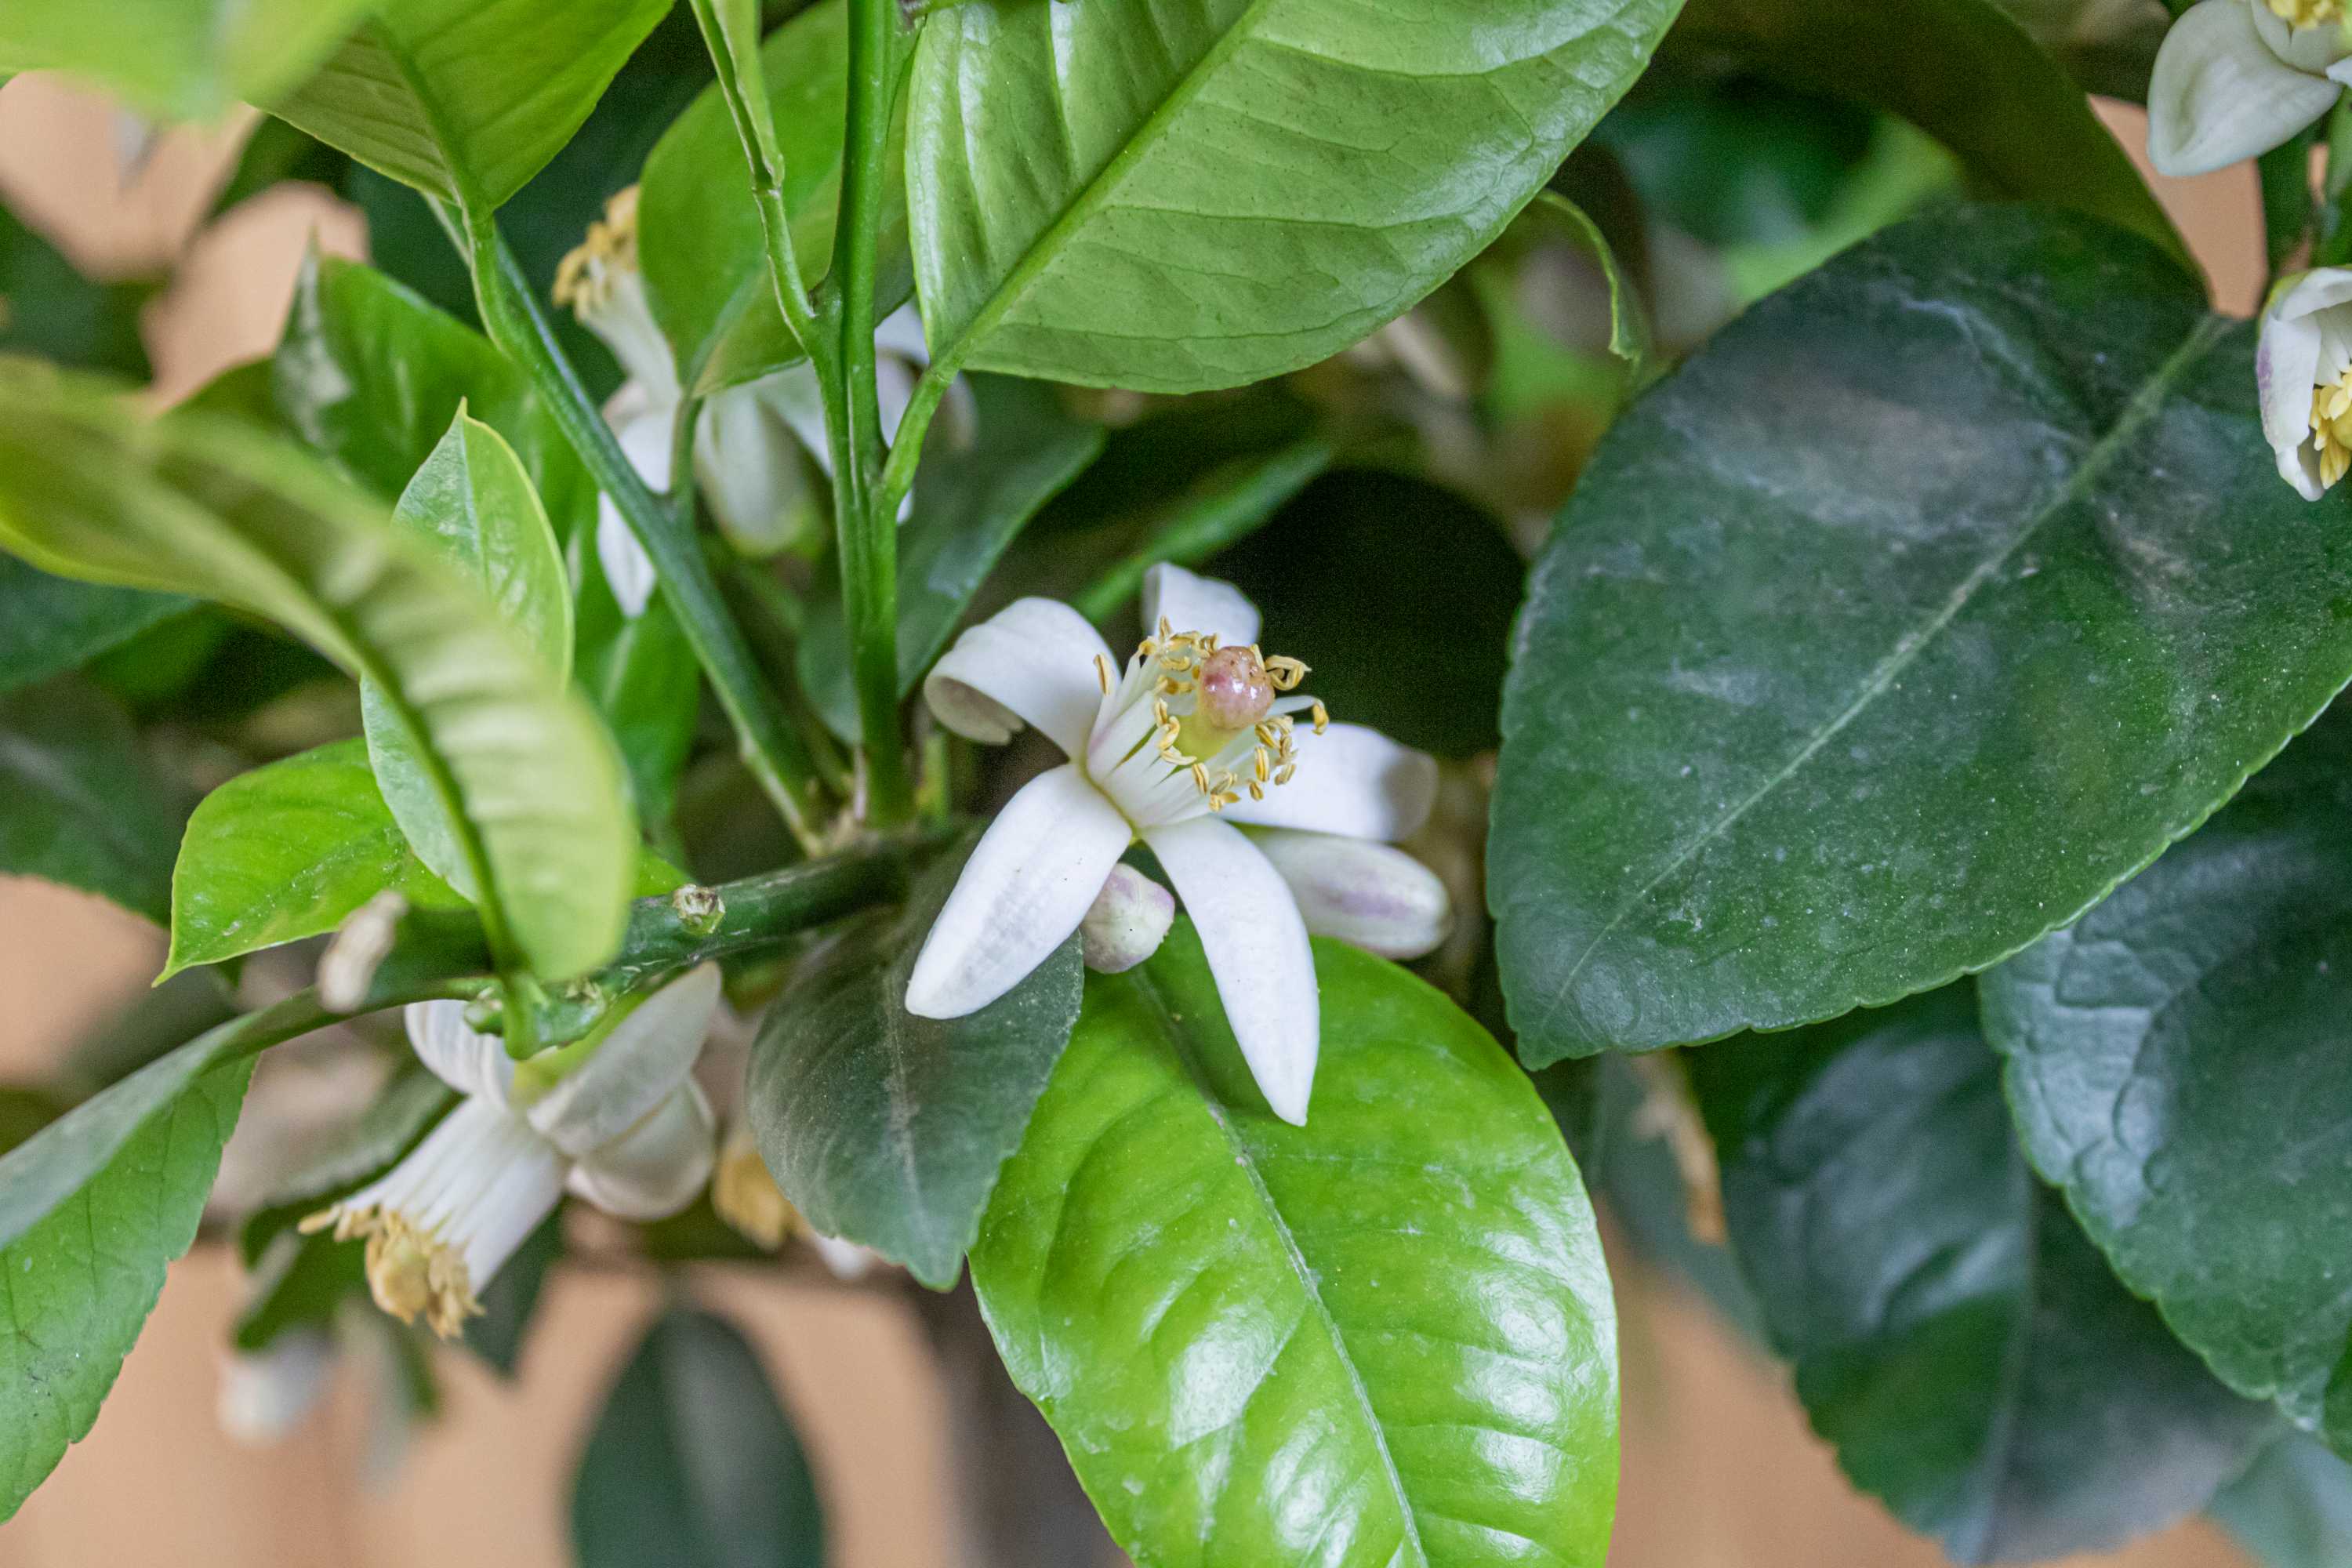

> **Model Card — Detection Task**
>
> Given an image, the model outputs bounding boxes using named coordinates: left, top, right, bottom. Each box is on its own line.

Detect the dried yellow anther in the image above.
left=1254, top=749, right=1272, bottom=782
left=1264, top=656, right=1308, bottom=691
left=301, top=1206, right=480, bottom=1340
left=554, top=187, right=641, bottom=314
left=1276, top=764, right=1297, bottom=786
left=1157, top=617, right=1174, bottom=640
left=1190, top=762, right=1210, bottom=793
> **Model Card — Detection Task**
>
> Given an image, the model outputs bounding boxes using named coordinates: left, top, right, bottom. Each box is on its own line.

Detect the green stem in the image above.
left=456, top=205, right=832, bottom=854
left=829, top=0, right=914, bottom=824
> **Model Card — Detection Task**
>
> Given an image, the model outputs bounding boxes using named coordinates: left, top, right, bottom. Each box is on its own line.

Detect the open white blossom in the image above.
left=303, top=966, right=720, bottom=1338
left=2148, top=0, right=2352, bottom=176
left=906, top=564, right=1446, bottom=1125
left=557, top=188, right=949, bottom=616
left=2257, top=267, right=2352, bottom=496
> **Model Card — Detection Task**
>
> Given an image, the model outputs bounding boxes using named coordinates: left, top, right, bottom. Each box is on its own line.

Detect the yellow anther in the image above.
left=1094, top=653, right=1113, bottom=694
left=1248, top=781, right=1265, bottom=801
left=1254, top=749, right=1271, bottom=782
left=1190, top=762, right=1210, bottom=793
left=554, top=187, right=641, bottom=314
left=1276, top=764, right=1297, bottom=786
left=2269, top=0, right=2342, bottom=27
left=2312, top=372, right=2352, bottom=492
left=1158, top=617, right=1174, bottom=640
left=1264, top=656, right=1308, bottom=691
left=1311, top=700, right=1330, bottom=735
left=1153, top=698, right=1171, bottom=724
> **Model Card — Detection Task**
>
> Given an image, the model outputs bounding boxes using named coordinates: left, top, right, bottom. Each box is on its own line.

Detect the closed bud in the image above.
left=1080, top=864, right=1175, bottom=975
left=1248, top=831, right=1453, bottom=961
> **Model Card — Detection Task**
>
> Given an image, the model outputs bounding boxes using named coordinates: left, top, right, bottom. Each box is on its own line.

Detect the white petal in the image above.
left=1218, top=722, right=1439, bottom=841
left=1145, top=817, right=1319, bottom=1126
left=2147, top=0, right=2339, bottom=176
left=873, top=303, right=933, bottom=367
left=404, top=999, right=516, bottom=1108
left=1140, top=562, right=1260, bottom=645
left=696, top=386, right=810, bottom=554
left=2260, top=276, right=2341, bottom=499
left=905, top=764, right=1132, bottom=1018
left=566, top=1081, right=717, bottom=1220
left=811, top=1233, right=877, bottom=1279
left=750, top=361, right=833, bottom=477
left=580, top=271, right=683, bottom=405
left=923, top=597, right=1114, bottom=756
left=1247, top=830, right=1453, bottom=960
left=527, top=964, right=720, bottom=1158
left=2257, top=2, right=2352, bottom=73
left=597, top=407, right=670, bottom=619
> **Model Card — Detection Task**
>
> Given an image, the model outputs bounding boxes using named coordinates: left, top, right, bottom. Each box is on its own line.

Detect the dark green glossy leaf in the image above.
left=2211, top=1432, right=2352, bottom=1568
left=276, top=253, right=597, bottom=538
left=0, top=365, right=636, bottom=981
left=1491, top=204, right=2352, bottom=1064
left=267, top=0, right=670, bottom=212
left=571, top=1308, right=826, bottom=1568
left=1991, top=0, right=2169, bottom=100
left=0, top=555, right=186, bottom=699
left=1668, top=0, right=2185, bottom=267
left=748, top=836, right=1083, bottom=1288
left=60, top=971, right=238, bottom=1100
left=0, top=1049, right=250, bottom=1519
left=0, top=200, right=152, bottom=380
left=1213, top=470, right=1523, bottom=760
left=973, top=923, right=1618, bottom=1568
left=1980, top=705, right=2352, bottom=1446
left=1690, top=986, right=2271, bottom=1563
left=908, top=0, right=1682, bottom=393
left=363, top=411, right=574, bottom=899
left=165, top=739, right=468, bottom=982
left=0, top=677, right=181, bottom=924
left=799, top=375, right=1105, bottom=739
left=0, top=0, right=372, bottom=120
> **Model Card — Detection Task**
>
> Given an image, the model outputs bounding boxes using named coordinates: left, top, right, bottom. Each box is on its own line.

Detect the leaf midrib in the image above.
left=1130, top=967, right=1434, bottom=1568
left=1534, top=310, right=2235, bottom=1040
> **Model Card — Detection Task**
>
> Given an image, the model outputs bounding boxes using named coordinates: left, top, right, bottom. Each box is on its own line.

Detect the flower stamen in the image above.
left=2269, top=0, right=2343, bottom=28
left=2312, top=371, right=2352, bottom=489
left=554, top=188, right=640, bottom=316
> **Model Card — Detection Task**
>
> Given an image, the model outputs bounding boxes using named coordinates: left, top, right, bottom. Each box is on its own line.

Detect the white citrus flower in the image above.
left=558, top=189, right=946, bottom=615
left=2258, top=267, right=2352, bottom=497
left=2148, top=0, right=2352, bottom=176
left=907, top=564, right=1447, bottom=1125
left=303, top=966, right=721, bottom=1338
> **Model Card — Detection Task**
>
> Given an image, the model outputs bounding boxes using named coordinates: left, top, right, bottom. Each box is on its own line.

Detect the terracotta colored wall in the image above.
left=0, top=82, right=2268, bottom=1568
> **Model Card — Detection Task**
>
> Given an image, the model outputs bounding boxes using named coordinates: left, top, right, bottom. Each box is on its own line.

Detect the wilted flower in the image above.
left=906, top=564, right=1447, bottom=1125
left=2147, top=0, right=2352, bottom=176
left=304, top=966, right=720, bottom=1337
left=2258, top=267, right=2352, bottom=496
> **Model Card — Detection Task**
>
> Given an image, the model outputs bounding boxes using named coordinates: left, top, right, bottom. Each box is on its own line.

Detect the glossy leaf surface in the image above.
left=1980, top=706, right=2352, bottom=1444
left=749, top=838, right=1083, bottom=1288
left=1691, top=987, right=2270, bottom=1563
left=1492, top=205, right=2352, bottom=1063
left=165, top=739, right=467, bottom=982
left=974, top=923, right=1618, bottom=1568
left=907, top=0, right=1682, bottom=392
left=0, top=0, right=372, bottom=120
left=267, top=0, right=670, bottom=211
left=0, top=365, right=635, bottom=981
left=0, top=677, right=180, bottom=924
left=572, top=1308, right=826, bottom=1568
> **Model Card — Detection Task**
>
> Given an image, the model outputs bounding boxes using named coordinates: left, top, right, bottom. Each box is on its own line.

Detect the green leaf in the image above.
left=1980, top=704, right=2352, bottom=1446
left=1668, top=0, right=2186, bottom=269
left=0, top=1050, right=251, bottom=1519
left=972, top=922, right=1618, bottom=1568
left=575, top=570, right=699, bottom=835
left=0, top=365, right=636, bottom=982
left=267, top=0, right=670, bottom=212
left=639, top=0, right=909, bottom=394
left=1497, top=191, right=1653, bottom=388
left=907, top=0, right=1682, bottom=394
left=207, top=117, right=351, bottom=225
left=750, top=836, right=1083, bottom=1289
left=464, top=1210, right=562, bottom=1377
left=571, top=1308, right=826, bottom=1568
left=165, top=739, right=468, bottom=982
left=0, top=0, right=374, bottom=121
left=1991, top=0, right=2169, bottom=100
left=1689, top=986, right=2272, bottom=1563
left=799, top=375, right=1106, bottom=739
left=1490, top=204, right=2352, bottom=1064
left=0, top=557, right=186, bottom=700
left=276, top=253, right=596, bottom=538
left=1, top=199, right=153, bottom=381
left=0, top=677, right=181, bottom=924
left=2211, top=1433, right=2352, bottom=1568
left=363, top=410, right=575, bottom=900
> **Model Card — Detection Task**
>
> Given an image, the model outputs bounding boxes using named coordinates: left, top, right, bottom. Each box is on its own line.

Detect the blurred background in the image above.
left=0, top=71, right=2277, bottom=1568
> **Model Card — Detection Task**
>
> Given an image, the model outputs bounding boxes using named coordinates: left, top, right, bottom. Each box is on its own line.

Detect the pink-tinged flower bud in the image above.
left=1195, top=644, right=1276, bottom=732
left=1080, top=864, right=1175, bottom=974
left=1250, top=832, right=1453, bottom=960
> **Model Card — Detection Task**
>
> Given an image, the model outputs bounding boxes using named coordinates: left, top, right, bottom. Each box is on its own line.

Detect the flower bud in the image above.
left=1249, top=832, right=1453, bottom=960
left=1080, top=864, right=1175, bottom=975
left=216, top=1330, right=335, bottom=1445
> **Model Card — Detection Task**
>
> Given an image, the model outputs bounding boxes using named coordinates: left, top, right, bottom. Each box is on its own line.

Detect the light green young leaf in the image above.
left=572, top=1308, right=826, bottom=1568
left=907, top=0, right=1682, bottom=394
left=364, top=410, right=574, bottom=899
left=1492, top=205, right=2352, bottom=1064
left=164, top=738, right=468, bottom=982
left=0, top=363, right=635, bottom=981
left=0, top=0, right=374, bottom=121
left=798, top=375, right=1105, bottom=739
left=266, top=0, right=670, bottom=212
left=0, top=677, right=182, bottom=924
left=973, top=923, right=1618, bottom=1568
